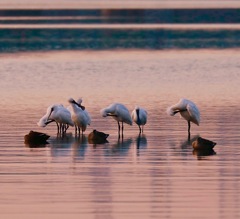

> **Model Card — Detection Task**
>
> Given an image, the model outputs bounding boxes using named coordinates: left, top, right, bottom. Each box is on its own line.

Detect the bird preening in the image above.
left=167, top=98, right=200, bottom=140
left=131, top=106, right=148, bottom=134
left=33, top=97, right=217, bottom=154
left=37, top=104, right=74, bottom=134
left=100, top=103, right=133, bottom=138
left=37, top=98, right=91, bottom=136
left=36, top=97, right=203, bottom=141
left=68, top=97, right=91, bottom=136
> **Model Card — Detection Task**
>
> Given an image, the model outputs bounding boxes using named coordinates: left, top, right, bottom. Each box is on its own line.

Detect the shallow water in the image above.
left=0, top=49, right=240, bottom=218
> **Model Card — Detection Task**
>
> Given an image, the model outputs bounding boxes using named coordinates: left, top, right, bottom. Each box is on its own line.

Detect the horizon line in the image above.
left=0, top=1, right=240, bottom=10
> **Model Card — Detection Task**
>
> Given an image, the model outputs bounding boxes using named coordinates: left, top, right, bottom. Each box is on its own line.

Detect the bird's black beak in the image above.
left=74, top=102, right=85, bottom=110
left=47, top=107, right=54, bottom=121
left=45, top=119, right=55, bottom=125
left=173, top=110, right=179, bottom=115
left=71, top=99, right=77, bottom=104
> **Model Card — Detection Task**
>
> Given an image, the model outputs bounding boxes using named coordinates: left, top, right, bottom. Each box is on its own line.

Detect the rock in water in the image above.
left=192, top=137, right=216, bottom=150
left=24, top=130, right=50, bottom=145
left=88, top=129, right=109, bottom=144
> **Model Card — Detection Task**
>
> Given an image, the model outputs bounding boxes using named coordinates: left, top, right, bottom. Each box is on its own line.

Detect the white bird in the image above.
left=100, top=103, right=132, bottom=136
left=167, top=98, right=200, bottom=136
left=68, top=98, right=89, bottom=135
left=38, top=104, right=74, bottom=134
left=37, top=104, right=62, bottom=130
left=76, top=98, right=91, bottom=125
left=132, top=106, right=147, bottom=134
left=37, top=114, right=52, bottom=127
left=67, top=98, right=91, bottom=126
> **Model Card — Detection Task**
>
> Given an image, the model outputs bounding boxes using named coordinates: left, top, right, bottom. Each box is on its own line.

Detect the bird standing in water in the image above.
left=101, top=103, right=132, bottom=137
left=167, top=98, right=200, bottom=139
left=38, top=104, right=74, bottom=134
left=68, top=98, right=89, bottom=136
left=132, top=106, right=147, bottom=134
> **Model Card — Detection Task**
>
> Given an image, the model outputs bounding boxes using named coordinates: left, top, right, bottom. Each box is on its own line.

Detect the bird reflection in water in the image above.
left=106, top=137, right=132, bottom=156
left=136, top=134, right=148, bottom=157
left=71, top=135, right=88, bottom=159
left=48, top=133, right=74, bottom=157
left=180, top=135, right=199, bottom=150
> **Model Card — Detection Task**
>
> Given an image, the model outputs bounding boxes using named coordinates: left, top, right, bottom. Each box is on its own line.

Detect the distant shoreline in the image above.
left=0, top=9, right=240, bottom=24
left=0, top=0, right=240, bottom=9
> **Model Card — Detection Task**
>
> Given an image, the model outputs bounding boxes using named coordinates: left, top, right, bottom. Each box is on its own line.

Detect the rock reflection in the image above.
left=192, top=149, right=216, bottom=158
left=24, top=142, right=48, bottom=149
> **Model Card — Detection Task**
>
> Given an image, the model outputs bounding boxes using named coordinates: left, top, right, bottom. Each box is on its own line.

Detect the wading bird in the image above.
left=68, top=98, right=90, bottom=135
left=75, top=98, right=91, bottom=126
left=100, top=103, right=132, bottom=137
left=167, top=98, right=200, bottom=138
left=67, top=97, right=91, bottom=128
left=38, top=104, right=74, bottom=134
left=132, top=106, right=147, bottom=134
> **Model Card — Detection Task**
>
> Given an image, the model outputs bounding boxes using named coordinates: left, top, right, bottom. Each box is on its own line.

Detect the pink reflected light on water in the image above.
left=0, top=49, right=240, bottom=219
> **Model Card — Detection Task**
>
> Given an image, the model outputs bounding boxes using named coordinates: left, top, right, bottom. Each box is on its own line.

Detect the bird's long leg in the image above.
left=56, top=122, right=60, bottom=133
left=117, top=121, right=120, bottom=134
left=75, top=125, right=77, bottom=135
left=122, top=122, right=124, bottom=134
left=188, top=121, right=191, bottom=141
left=138, top=125, right=142, bottom=134
left=59, top=123, right=62, bottom=134
left=188, top=121, right=191, bottom=133
left=121, top=122, right=125, bottom=139
left=65, top=124, right=69, bottom=132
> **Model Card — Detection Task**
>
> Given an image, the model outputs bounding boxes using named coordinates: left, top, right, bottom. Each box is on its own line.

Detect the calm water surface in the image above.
left=0, top=49, right=240, bottom=218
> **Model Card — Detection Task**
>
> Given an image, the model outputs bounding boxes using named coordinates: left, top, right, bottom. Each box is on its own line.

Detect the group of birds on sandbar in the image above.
left=37, top=97, right=200, bottom=137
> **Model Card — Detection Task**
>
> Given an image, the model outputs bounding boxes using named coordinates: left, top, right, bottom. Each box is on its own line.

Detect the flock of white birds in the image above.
left=37, top=98, right=200, bottom=136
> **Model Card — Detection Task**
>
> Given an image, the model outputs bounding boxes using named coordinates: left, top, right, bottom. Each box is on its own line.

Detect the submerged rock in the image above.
left=192, top=137, right=216, bottom=150
left=88, top=129, right=109, bottom=144
left=24, top=130, right=50, bottom=145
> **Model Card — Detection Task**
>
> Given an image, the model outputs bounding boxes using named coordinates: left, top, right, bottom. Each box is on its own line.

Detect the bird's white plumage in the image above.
left=68, top=98, right=89, bottom=133
left=47, top=104, right=74, bottom=127
left=68, top=98, right=91, bottom=125
left=75, top=98, right=91, bottom=125
left=132, top=106, right=147, bottom=126
left=101, top=103, right=132, bottom=125
left=131, top=106, right=148, bottom=133
left=167, top=98, right=200, bottom=125
left=37, top=104, right=74, bottom=128
left=37, top=114, right=48, bottom=127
